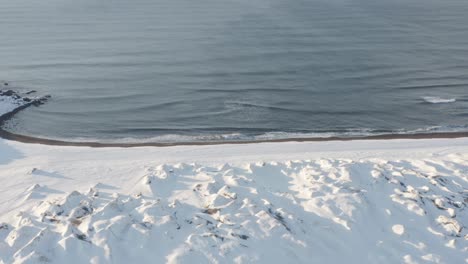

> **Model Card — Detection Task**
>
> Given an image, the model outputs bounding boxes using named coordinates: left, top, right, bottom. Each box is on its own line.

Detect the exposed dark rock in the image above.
left=0, top=89, right=14, bottom=96
left=231, top=233, right=249, bottom=240
left=202, top=208, right=219, bottom=215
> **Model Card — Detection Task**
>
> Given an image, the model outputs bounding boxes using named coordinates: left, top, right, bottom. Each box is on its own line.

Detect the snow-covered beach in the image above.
left=0, top=93, right=467, bottom=263
left=2, top=0, right=468, bottom=261
left=1, top=136, right=468, bottom=263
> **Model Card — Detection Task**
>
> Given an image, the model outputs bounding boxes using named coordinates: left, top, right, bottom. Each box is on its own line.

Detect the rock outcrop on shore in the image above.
left=0, top=83, right=50, bottom=123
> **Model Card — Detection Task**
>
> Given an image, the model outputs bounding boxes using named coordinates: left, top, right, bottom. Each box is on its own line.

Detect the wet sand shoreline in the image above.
left=1, top=96, right=468, bottom=147
left=1, top=103, right=468, bottom=147
left=2, top=129, right=468, bottom=148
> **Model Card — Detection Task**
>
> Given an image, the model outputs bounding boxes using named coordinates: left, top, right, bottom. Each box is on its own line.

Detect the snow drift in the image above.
left=0, top=156, right=467, bottom=263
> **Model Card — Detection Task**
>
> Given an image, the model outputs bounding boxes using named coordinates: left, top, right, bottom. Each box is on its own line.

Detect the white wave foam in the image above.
left=422, top=96, right=456, bottom=104
left=27, top=125, right=468, bottom=145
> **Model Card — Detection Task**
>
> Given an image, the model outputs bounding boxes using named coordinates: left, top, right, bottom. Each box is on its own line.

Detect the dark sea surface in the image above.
left=1, top=0, right=468, bottom=143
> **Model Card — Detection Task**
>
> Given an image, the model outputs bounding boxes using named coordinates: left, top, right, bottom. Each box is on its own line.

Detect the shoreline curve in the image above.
left=1, top=97, right=468, bottom=148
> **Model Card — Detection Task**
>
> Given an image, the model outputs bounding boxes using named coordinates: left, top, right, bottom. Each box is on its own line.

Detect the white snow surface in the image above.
left=0, top=136, right=467, bottom=264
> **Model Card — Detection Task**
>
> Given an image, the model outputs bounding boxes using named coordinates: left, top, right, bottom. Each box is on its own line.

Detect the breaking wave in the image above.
left=422, top=96, right=456, bottom=104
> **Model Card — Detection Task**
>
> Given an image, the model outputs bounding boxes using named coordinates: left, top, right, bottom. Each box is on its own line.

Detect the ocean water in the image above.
left=1, top=0, right=468, bottom=143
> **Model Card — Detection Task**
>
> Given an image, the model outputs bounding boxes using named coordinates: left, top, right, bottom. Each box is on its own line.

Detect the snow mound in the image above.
left=0, top=159, right=467, bottom=263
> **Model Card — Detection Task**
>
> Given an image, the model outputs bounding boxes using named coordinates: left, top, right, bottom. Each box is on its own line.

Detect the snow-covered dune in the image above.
left=0, top=137, right=467, bottom=263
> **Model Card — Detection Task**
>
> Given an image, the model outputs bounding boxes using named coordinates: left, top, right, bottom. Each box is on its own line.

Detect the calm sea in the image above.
left=1, top=0, right=468, bottom=143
